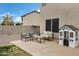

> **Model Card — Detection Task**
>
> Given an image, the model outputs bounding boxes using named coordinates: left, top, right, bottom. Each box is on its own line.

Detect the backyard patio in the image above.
left=11, top=39, right=79, bottom=56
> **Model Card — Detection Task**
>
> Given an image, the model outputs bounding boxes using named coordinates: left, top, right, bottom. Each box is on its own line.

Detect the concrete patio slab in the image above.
left=11, top=40, right=79, bottom=56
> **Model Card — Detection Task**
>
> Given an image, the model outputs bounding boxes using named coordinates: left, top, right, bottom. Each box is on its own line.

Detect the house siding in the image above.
left=23, top=12, right=41, bottom=26
left=40, top=3, right=79, bottom=39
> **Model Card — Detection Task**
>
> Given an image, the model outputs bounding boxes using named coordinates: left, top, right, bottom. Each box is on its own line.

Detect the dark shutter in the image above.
left=46, top=19, right=51, bottom=31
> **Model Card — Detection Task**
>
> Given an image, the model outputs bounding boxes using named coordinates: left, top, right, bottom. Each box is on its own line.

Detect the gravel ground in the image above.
left=0, top=34, right=21, bottom=45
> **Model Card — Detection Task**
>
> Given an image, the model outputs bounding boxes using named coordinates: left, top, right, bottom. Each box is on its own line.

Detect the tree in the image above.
left=15, top=22, right=22, bottom=26
left=1, top=14, right=14, bottom=26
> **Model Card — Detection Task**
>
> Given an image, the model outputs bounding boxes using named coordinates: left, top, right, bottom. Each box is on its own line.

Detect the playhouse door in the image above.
left=64, top=31, right=69, bottom=46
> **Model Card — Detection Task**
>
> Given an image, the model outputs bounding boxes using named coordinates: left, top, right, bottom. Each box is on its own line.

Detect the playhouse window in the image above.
left=60, top=32, right=63, bottom=36
left=70, top=32, right=73, bottom=37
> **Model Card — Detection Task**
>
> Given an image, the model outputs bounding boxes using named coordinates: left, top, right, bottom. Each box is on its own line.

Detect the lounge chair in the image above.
left=40, top=31, right=53, bottom=41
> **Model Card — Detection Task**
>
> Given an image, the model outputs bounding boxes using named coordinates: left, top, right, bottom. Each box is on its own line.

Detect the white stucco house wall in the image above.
left=59, top=25, right=79, bottom=48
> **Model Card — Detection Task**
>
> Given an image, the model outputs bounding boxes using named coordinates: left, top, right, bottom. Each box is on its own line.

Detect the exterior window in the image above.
left=60, top=32, right=63, bottom=36
left=70, top=32, right=73, bottom=37
left=46, top=18, right=59, bottom=32
left=46, top=19, right=51, bottom=31
left=52, top=18, right=59, bottom=33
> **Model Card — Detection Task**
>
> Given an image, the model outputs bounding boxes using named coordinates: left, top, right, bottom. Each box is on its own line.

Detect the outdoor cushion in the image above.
left=41, top=31, right=52, bottom=37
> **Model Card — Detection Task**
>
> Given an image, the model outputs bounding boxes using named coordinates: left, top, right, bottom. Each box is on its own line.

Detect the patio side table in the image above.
left=35, top=36, right=45, bottom=43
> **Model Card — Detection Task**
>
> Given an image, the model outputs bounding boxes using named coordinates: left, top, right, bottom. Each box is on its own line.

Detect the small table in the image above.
left=34, top=35, right=45, bottom=43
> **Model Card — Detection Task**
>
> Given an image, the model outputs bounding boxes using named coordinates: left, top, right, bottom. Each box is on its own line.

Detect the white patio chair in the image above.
left=40, top=31, right=53, bottom=41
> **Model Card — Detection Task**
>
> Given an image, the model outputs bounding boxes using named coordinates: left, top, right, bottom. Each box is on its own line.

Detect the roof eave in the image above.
left=21, top=11, right=40, bottom=17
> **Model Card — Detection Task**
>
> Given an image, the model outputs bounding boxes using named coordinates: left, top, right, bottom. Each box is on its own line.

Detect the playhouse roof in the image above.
left=59, top=25, right=79, bottom=31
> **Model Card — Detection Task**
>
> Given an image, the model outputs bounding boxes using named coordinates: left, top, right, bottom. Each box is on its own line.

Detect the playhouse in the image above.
left=59, top=25, right=79, bottom=48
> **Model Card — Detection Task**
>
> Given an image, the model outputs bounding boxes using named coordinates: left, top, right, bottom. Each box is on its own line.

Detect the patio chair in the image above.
left=32, top=34, right=45, bottom=43
left=32, top=33, right=40, bottom=40
left=40, top=31, right=53, bottom=41
left=21, top=32, right=33, bottom=42
left=21, top=32, right=27, bottom=40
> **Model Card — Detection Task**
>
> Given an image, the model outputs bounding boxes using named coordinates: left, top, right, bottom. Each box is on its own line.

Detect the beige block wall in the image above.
left=0, top=26, right=35, bottom=35
left=23, top=12, right=41, bottom=26
left=40, top=3, right=79, bottom=38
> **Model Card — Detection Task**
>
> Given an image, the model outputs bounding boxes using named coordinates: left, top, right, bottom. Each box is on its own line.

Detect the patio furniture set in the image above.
left=21, top=31, right=53, bottom=43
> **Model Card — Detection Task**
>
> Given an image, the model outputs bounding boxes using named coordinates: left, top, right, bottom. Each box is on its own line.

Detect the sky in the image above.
left=0, top=3, right=41, bottom=23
